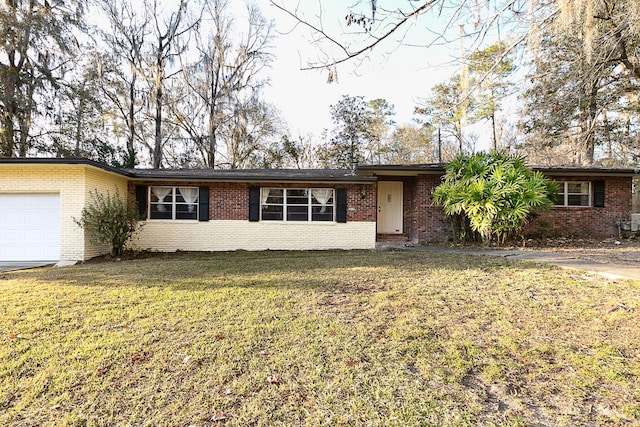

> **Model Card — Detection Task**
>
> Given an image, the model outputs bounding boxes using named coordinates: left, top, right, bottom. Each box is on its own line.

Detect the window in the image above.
left=261, top=188, right=335, bottom=222
left=149, top=186, right=199, bottom=220
left=554, top=182, right=591, bottom=207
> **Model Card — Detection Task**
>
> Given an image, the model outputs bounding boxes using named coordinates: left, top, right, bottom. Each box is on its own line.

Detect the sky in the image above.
left=257, top=1, right=467, bottom=139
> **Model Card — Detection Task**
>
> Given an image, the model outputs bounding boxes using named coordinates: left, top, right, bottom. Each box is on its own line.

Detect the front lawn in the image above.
left=1, top=250, right=639, bottom=426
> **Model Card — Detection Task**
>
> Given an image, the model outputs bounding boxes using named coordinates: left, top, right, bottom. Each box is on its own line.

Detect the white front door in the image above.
left=377, top=181, right=403, bottom=234
left=0, top=194, right=61, bottom=261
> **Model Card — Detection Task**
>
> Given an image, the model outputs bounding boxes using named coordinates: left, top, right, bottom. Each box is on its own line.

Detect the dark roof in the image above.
left=530, top=165, right=639, bottom=177
left=359, top=163, right=640, bottom=177
left=125, top=167, right=376, bottom=183
left=2, top=157, right=637, bottom=181
left=358, top=164, right=446, bottom=175
left=0, top=157, right=374, bottom=183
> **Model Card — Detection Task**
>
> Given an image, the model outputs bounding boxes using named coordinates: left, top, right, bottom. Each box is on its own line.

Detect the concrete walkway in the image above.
left=0, top=262, right=54, bottom=273
left=396, top=246, right=640, bottom=281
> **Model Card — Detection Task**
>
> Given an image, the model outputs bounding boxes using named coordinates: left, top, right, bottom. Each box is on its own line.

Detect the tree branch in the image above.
left=269, top=0, right=439, bottom=70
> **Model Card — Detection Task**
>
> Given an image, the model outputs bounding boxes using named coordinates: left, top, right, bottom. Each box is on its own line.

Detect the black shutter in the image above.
left=336, top=188, right=347, bottom=223
left=135, top=185, right=148, bottom=219
left=198, top=186, right=210, bottom=221
left=593, top=180, right=605, bottom=207
left=249, top=186, right=260, bottom=221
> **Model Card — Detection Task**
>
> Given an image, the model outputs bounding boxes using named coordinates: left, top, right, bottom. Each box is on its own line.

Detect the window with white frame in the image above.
left=261, top=188, right=335, bottom=222
left=149, top=186, right=199, bottom=220
left=554, top=181, right=591, bottom=207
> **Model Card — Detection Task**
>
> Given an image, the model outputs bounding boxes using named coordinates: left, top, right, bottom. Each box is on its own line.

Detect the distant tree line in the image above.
left=3, top=0, right=640, bottom=168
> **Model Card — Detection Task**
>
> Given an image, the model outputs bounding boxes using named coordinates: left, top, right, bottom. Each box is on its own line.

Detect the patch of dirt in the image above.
left=83, top=250, right=163, bottom=264
left=452, top=237, right=640, bottom=266
left=510, top=237, right=640, bottom=266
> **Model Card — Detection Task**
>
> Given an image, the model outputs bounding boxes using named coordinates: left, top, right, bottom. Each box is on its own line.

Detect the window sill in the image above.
left=259, top=221, right=338, bottom=225
left=143, top=219, right=200, bottom=223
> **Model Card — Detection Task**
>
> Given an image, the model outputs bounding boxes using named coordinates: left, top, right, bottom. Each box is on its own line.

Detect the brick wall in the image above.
left=524, top=176, right=632, bottom=239
left=396, top=174, right=631, bottom=242
left=377, top=176, right=452, bottom=244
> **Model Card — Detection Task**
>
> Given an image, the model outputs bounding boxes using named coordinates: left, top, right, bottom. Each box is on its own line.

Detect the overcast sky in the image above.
left=260, top=1, right=464, bottom=138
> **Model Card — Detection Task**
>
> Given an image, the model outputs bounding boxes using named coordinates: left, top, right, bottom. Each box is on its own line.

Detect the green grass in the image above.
left=1, top=250, right=639, bottom=426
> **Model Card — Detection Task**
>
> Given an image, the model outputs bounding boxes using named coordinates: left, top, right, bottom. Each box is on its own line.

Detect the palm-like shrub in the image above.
left=432, top=152, right=558, bottom=244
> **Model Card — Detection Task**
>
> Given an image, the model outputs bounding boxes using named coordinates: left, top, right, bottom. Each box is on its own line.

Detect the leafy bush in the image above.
left=75, top=189, right=142, bottom=256
left=432, top=152, right=558, bottom=244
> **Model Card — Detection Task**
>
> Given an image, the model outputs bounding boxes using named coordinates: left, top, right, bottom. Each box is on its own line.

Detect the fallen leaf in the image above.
left=9, top=333, right=17, bottom=339
left=267, top=375, right=280, bottom=385
left=131, top=354, right=141, bottom=362
left=215, top=333, right=225, bottom=341
left=211, top=411, right=227, bottom=422
left=346, top=359, right=358, bottom=367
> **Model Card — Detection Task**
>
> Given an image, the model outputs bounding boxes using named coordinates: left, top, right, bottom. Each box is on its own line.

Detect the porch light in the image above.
left=360, top=186, right=367, bottom=199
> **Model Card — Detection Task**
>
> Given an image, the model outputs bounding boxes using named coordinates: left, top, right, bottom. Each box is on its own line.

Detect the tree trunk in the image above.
left=125, top=75, right=137, bottom=168
left=153, top=46, right=163, bottom=169
left=491, top=112, right=498, bottom=152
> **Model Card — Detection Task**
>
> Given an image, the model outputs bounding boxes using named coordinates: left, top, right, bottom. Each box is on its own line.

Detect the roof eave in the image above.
left=0, top=157, right=133, bottom=177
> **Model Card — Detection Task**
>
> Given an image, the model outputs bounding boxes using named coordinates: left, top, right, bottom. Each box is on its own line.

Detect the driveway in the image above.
left=406, top=246, right=640, bottom=281
left=0, top=262, right=54, bottom=272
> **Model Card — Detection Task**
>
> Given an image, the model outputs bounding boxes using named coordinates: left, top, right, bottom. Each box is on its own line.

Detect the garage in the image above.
left=0, top=194, right=60, bottom=261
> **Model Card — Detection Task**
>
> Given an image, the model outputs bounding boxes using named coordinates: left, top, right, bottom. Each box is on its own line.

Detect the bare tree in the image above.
left=220, top=94, right=281, bottom=169
left=143, top=0, right=200, bottom=168
left=174, top=0, right=274, bottom=168
left=95, top=0, right=150, bottom=167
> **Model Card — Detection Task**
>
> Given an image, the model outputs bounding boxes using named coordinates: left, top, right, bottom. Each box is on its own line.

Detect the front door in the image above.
left=377, top=181, right=403, bottom=234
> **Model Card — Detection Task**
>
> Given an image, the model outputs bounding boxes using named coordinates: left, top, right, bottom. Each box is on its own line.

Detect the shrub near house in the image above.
left=432, top=153, right=558, bottom=244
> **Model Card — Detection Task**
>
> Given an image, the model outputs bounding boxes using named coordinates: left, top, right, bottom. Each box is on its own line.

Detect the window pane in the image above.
left=176, top=203, right=197, bottom=220
left=150, top=186, right=173, bottom=203
left=265, top=189, right=283, bottom=204
left=149, top=204, right=172, bottom=219
left=553, top=192, right=565, bottom=206
left=311, top=189, right=334, bottom=205
left=568, top=195, right=589, bottom=206
left=287, top=205, right=309, bottom=221
left=567, top=182, right=589, bottom=194
left=262, top=205, right=283, bottom=221
left=312, top=206, right=334, bottom=221
left=286, top=189, right=308, bottom=205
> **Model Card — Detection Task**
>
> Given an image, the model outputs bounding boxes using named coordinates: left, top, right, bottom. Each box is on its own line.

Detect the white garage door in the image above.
left=0, top=194, right=61, bottom=261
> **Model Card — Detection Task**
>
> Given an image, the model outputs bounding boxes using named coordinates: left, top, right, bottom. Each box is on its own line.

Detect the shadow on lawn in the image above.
left=2, top=249, right=557, bottom=291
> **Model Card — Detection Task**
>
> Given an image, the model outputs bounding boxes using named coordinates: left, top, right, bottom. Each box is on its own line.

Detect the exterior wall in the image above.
left=83, top=168, right=129, bottom=258
left=377, top=176, right=452, bottom=244
left=0, top=164, right=127, bottom=261
left=379, top=174, right=631, bottom=243
left=128, top=181, right=377, bottom=252
left=130, top=220, right=376, bottom=251
left=525, top=176, right=632, bottom=239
